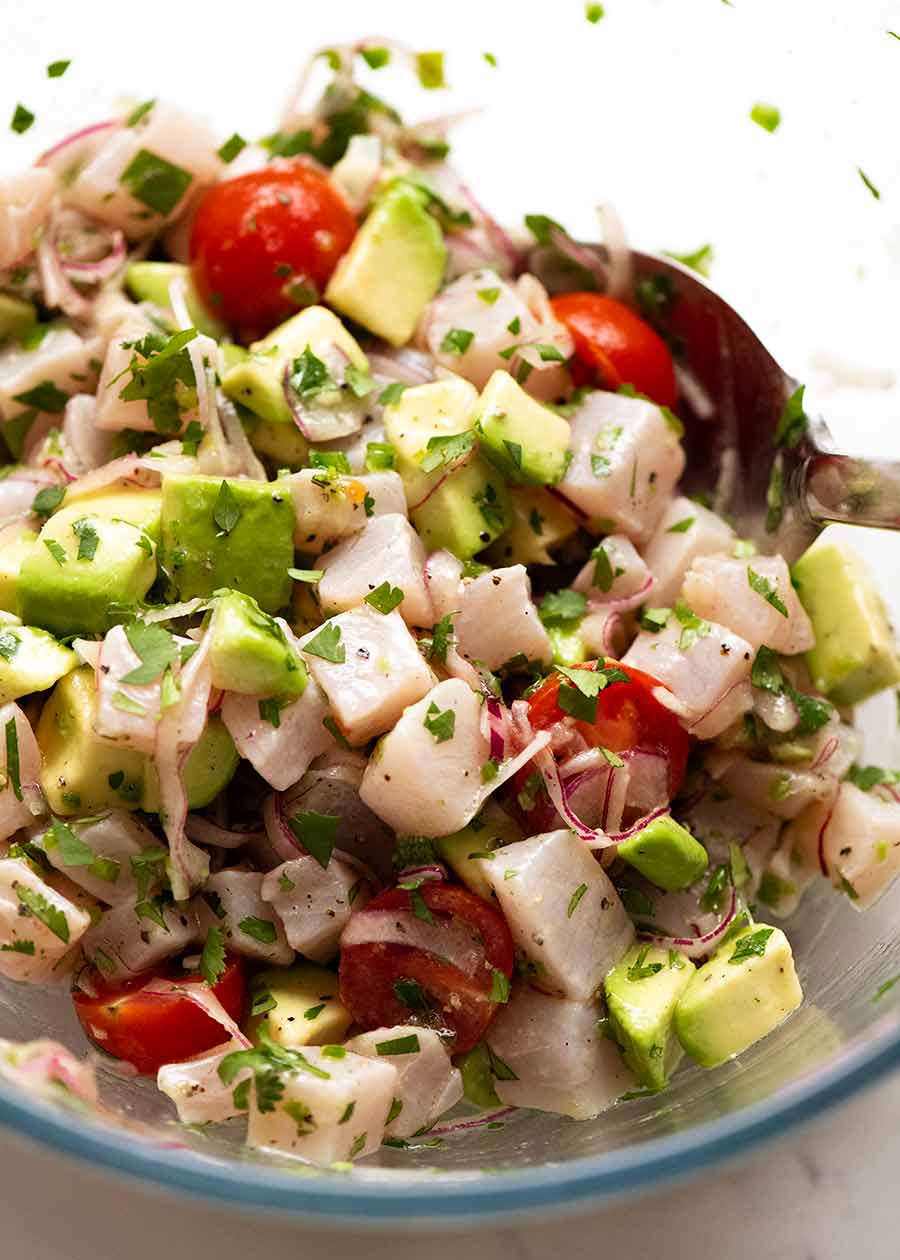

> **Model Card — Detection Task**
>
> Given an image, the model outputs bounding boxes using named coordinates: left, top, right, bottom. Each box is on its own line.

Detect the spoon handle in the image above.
left=797, top=450, right=900, bottom=532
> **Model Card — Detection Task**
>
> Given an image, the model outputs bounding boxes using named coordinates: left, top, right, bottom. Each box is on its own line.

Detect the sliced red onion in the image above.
left=809, top=735, right=840, bottom=774
left=141, top=979, right=250, bottom=1049
left=485, top=696, right=507, bottom=763
left=537, top=745, right=672, bottom=850
left=427, top=1106, right=517, bottom=1137
left=37, top=221, right=91, bottom=319
left=606, top=803, right=670, bottom=844
left=587, top=574, right=655, bottom=616
left=262, top=790, right=300, bottom=864
left=38, top=120, right=121, bottom=171
left=396, top=863, right=447, bottom=885
left=548, top=226, right=608, bottom=291
left=596, top=202, right=632, bottom=302
left=816, top=801, right=837, bottom=877
left=456, top=181, right=522, bottom=273
left=340, top=908, right=485, bottom=976
left=184, top=815, right=260, bottom=850
left=637, top=886, right=737, bottom=960
left=366, top=346, right=435, bottom=386
left=60, top=230, right=126, bottom=284
left=546, top=484, right=589, bottom=522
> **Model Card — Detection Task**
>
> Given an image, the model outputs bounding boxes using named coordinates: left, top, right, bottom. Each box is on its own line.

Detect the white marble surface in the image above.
left=0, top=1070, right=897, bottom=1259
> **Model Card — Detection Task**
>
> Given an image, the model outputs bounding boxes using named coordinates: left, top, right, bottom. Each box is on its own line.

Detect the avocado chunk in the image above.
left=477, top=370, right=571, bottom=486
left=0, top=294, right=38, bottom=342
left=791, top=537, right=900, bottom=705
left=382, top=377, right=479, bottom=508
left=674, top=923, right=803, bottom=1068
left=245, top=416, right=309, bottom=470
left=37, top=666, right=148, bottom=814
left=0, top=623, right=77, bottom=702
left=456, top=1040, right=502, bottom=1109
left=246, top=962, right=351, bottom=1049
left=61, top=487, right=163, bottom=541
left=38, top=667, right=239, bottom=815
left=325, top=181, right=447, bottom=346
left=487, top=486, right=578, bottom=567
left=435, top=800, right=524, bottom=900
left=547, top=622, right=587, bottom=667
left=209, top=589, right=308, bottom=696
left=617, top=815, right=709, bottom=892
left=221, top=305, right=368, bottom=425
left=411, top=456, right=510, bottom=559
left=18, top=510, right=157, bottom=636
left=604, top=945, right=695, bottom=1090
left=160, top=474, right=294, bottom=612
left=0, top=528, right=37, bottom=614
left=143, top=716, right=239, bottom=812
left=125, top=262, right=228, bottom=340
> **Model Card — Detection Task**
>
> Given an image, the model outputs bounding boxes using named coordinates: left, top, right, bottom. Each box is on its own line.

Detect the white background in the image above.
left=1, top=1, right=900, bottom=1255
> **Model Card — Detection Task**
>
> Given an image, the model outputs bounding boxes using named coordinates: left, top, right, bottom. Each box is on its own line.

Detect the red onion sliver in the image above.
left=141, top=979, right=251, bottom=1050
left=184, top=815, right=261, bottom=850
left=587, top=574, right=654, bottom=616
left=60, top=230, right=126, bottom=283
left=637, top=887, right=737, bottom=960
left=427, top=1107, right=517, bottom=1137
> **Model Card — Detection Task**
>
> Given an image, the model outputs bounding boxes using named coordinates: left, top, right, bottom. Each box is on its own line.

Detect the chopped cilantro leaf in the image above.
left=47, top=60, right=71, bottom=78
left=419, top=427, right=476, bottom=473
left=567, top=883, right=588, bottom=918
left=416, top=51, right=446, bottom=90
left=200, top=925, right=226, bottom=986
left=538, top=589, right=586, bottom=627
left=627, top=947, right=664, bottom=981
left=302, top=620, right=345, bottom=663
left=287, top=810, right=339, bottom=869
left=213, top=480, right=241, bottom=535
left=72, top=518, right=99, bottom=562
left=747, top=566, right=788, bottom=617
left=120, top=148, right=192, bottom=215
left=288, top=568, right=324, bottom=584
left=31, top=485, right=65, bottom=519
left=640, top=606, right=671, bottom=632
left=121, top=621, right=177, bottom=684
left=16, top=884, right=68, bottom=942
left=10, top=104, right=35, bottom=135
left=773, top=385, right=808, bottom=449
left=217, top=133, right=247, bottom=163
left=13, top=380, right=68, bottom=413
left=365, top=582, right=404, bottom=615
left=424, top=701, right=456, bottom=743
left=857, top=167, right=881, bottom=200
left=664, top=243, right=713, bottom=277
left=585, top=2, right=605, bottom=21
left=378, top=382, right=406, bottom=407
left=365, top=441, right=396, bottom=471
left=439, top=328, right=475, bottom=355
left=750, top=102, right=781, bottom=133
left=666, top=516, right=695, bottom=534
left=376, top=1033, right=421, bottom=1055
left=5, top=717, right=21, bottom=801
left=729, top=928, right=775, bottom=964
left=239, top=916, right=277, bottom=944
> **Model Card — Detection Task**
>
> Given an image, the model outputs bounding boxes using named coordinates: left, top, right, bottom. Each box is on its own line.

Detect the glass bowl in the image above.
left=0, top=0, right=898, bottom=1226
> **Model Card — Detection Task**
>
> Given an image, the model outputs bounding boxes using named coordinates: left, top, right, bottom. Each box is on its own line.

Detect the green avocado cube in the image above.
left=246, top=962, right=351, bottom=1049
left=604, top=945, right=695, bottom=1090
left=209, top=589, right=307, bottom=696
left=0, top=623, right=77, bottom=703
left=0, top=294, right=38, bottom=342
left=60, top=487, right=163, bottom=541
left=325, top=181, right=447, bottom=346
left=0, top=528, right=37, bottom=614
left=411, top=456, right=510, bottom=560
left=143, top=716, right=239, bottom=812
left=18, top=510, right=157, bottom=637
left=245, top=417, right=309, bottom=470
left=486, top=486, right=578, bottom=568
left=791, top=537, right=900, bottom=705
left=674, top=923, right=803, bottom=1068
left=547, top=622, right=587, bottom=667
left=124, top=262, right=228, bottom=340
left=477, top=370, right=572, bottom=486
left=160, top=474, right=294, bottom=613
left=617, top=815, right=709, bottom=892
left=434, top=800, right=524, bottom=899
left=382, top=377, right=479, bottom=508
left=222, top=305, right=369, bottom=425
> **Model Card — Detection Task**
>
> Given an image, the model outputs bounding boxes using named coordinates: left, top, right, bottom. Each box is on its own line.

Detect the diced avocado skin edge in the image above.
left=246, top=962, right=351, bottom=1048
left=124, top=262, right=228, bottom=340
left=605, top=945, right=695, bottom=1090
left=411, top=456, right=510, bottom=560
left=617, top=816, right=709, bottom=892
left=673, top=923, right=803, bottom=1069
left=161, top=474, right=294, bottom=613
left=209, top=589, right=307, bottom=697
left=456, top=1041, right=502, bottom=1109
left=792, top=539, right=900, bottom=706
left=0, top=294, right=38, bottom=342
left=18, top=514, right=157, bottom=637
left=325, top=182, right=447, bottom=347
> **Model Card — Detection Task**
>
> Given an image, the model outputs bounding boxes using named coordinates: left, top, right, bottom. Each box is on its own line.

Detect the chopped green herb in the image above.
left=424, top=701, right=456, bottom=743
left=750, top=102, right=781, bottom=133
left=477, top=288, right=501, bottom=305
left=419, top=428, right=477, bottom=474
left=410, top=887, right=434, bottom=924
left=200, top=925, right=226, bottom=987
left=774, top=385, right=808, bottom=449
left=47, top=60, right=71, bottom=78
left=747, top=566, right=788, bottom=617
left=303, top=620, right=345, bottom=664
left=126, top=99, right=155, bottom=127
left=567, top=883, right=589, bottom=918
left=365, top=441, right=396, bottom=471
left=378, top=382, right=406, bottom=407
left=751, top=645, right=783, bottom=693
left=839, top=875, right=859, bottom=902
left=489, top=969, right=510, bottom=1003
left=10, top=104, right=35, bottom=135
left=666, top=516, right=695, bottom=534
left=287, top=809, right=339, bottom=869
left=5, top=717, right=21, bottom=801
left=483, top=52, right=497, bottom=66
left=585, top=2, right=605, bottom=21
left=857, top=167, right=881, bottom=200
left=627, top=947, right=664, bottom=981
left=365, top=582, right=405, bottom=615
left=393, top=978, right=431, bottom=1013
left=1, top=940, right=34, bottom=956
left=376, top=1033, right=421, bottom=1056
left=72, top=518, right=99, bottom=562
left=640, top=606, right=671, bottom=632
left=31, top=485, right=66, bottom=518
left=729, top=927, right=774, bottom=964
left=416, top=51, right=446, bottom=90
left=673, top=600, right=711, bottom=651
left=538, top=589, right=586, bottom=627
left=439, top=328, right=475, bottom=355
left=43, top=539, right=66, bottom=567
left=16, top=884, right=68, bottom=942
left=211, top=480, right=241, bottom=536
left=217, top=133, right=247, bottom=163
left=121, top=621, right=177, bottom=684
left=120, top=148, right=192, bottom=215
left=424, top=613, right=454, bottom=665
left=0, top=632, right=19, bottom=664
left=664, top=243, right=713, bottom=277
left=874, top=974, right=900, bottom=1001
left=506, top=315, right=521, bottom=335
left=590, top=542, right=615, bottom=592
left=239, top=916, right=277, bottom=944
left=258, top=698, right=284, bottom=728
left=288, top=568, right=324, bottom=584
left=13, top=380, right=69, bottom=413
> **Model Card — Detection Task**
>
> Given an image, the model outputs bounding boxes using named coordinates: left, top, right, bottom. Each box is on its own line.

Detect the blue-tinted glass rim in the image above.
left=0, top=1010, right=897, bottom=1227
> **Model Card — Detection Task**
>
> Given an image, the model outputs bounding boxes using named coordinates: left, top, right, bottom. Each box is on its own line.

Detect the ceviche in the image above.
left=0, top=40, right=898, bottom=1169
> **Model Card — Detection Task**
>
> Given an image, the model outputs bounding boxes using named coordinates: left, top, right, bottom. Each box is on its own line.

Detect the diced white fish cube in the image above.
left=288, top=468, right=375, bottom=549
left=65, top=103, right=221, bottom=236
left=221, top=679, right=335, bottom=792
left=423, top=550, right=464, bottom=623
left=558, top=391, right=684, bottom=542
left=300, top=607, right=435, bottom=746
left=261, top=856, right=367, bottom=963
left=83, top=896, right=200, bottom=983
left=623, top=620, right=753, bottom=737
left=357, top=471, right=407, bottom=518
left=0, top=858, right=91, bottom=982
left=345, top=1025, right=463, bottom=1139
left=318, top=513, right=432, bottom=628
left=40, top=810, right=163, bottom=905
left=202, top=870, right=293, bottom=965
left=0, top=327, right=101, bottom=424
left=682, top=554, right=814, bottom=656
left=0, top=168, right=55, bottom=270
left=706, top=749, right=837, bottom=821
left=486, top=984, right=635, bottom=1119
left=360, top=678, right=488, bottom=836
left=0, top=702, right=43, bottom=843
left=641, top=496, right=735, bottom=609
left=93, top=314, right=163, bottom=432
left=572, top=534, right=652, bottom=603
left=246, top=1046, right=397, bottom=1165
left=157, top=1039, right=249, bottom=1125
left=454, top=565, right=551, bottom=670
left=481, top=830, right=633, bottom=999
left=822, top=782, right=900, bottom=908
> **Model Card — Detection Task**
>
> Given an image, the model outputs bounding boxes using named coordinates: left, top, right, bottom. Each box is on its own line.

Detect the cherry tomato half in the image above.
left=189, top=159, right=358, bottom=341
left=72, top=956, right=246, bottom=1076
left=525, top=659, right=689, bottom=800
left=551, top=292, right=677, bottom=409
left=339, top=884, right=514, bottom=1054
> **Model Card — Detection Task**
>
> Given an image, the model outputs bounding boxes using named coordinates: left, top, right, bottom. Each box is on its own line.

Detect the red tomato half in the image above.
left=339, top=884, right=514, bottom=1054
left=189, top=159, right=358, bottom=340
left=551, top=292, right=677, bottom=409
left=525, top=659, right=689, bottom=800
left=72, top=956, right=246, bottom=1076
